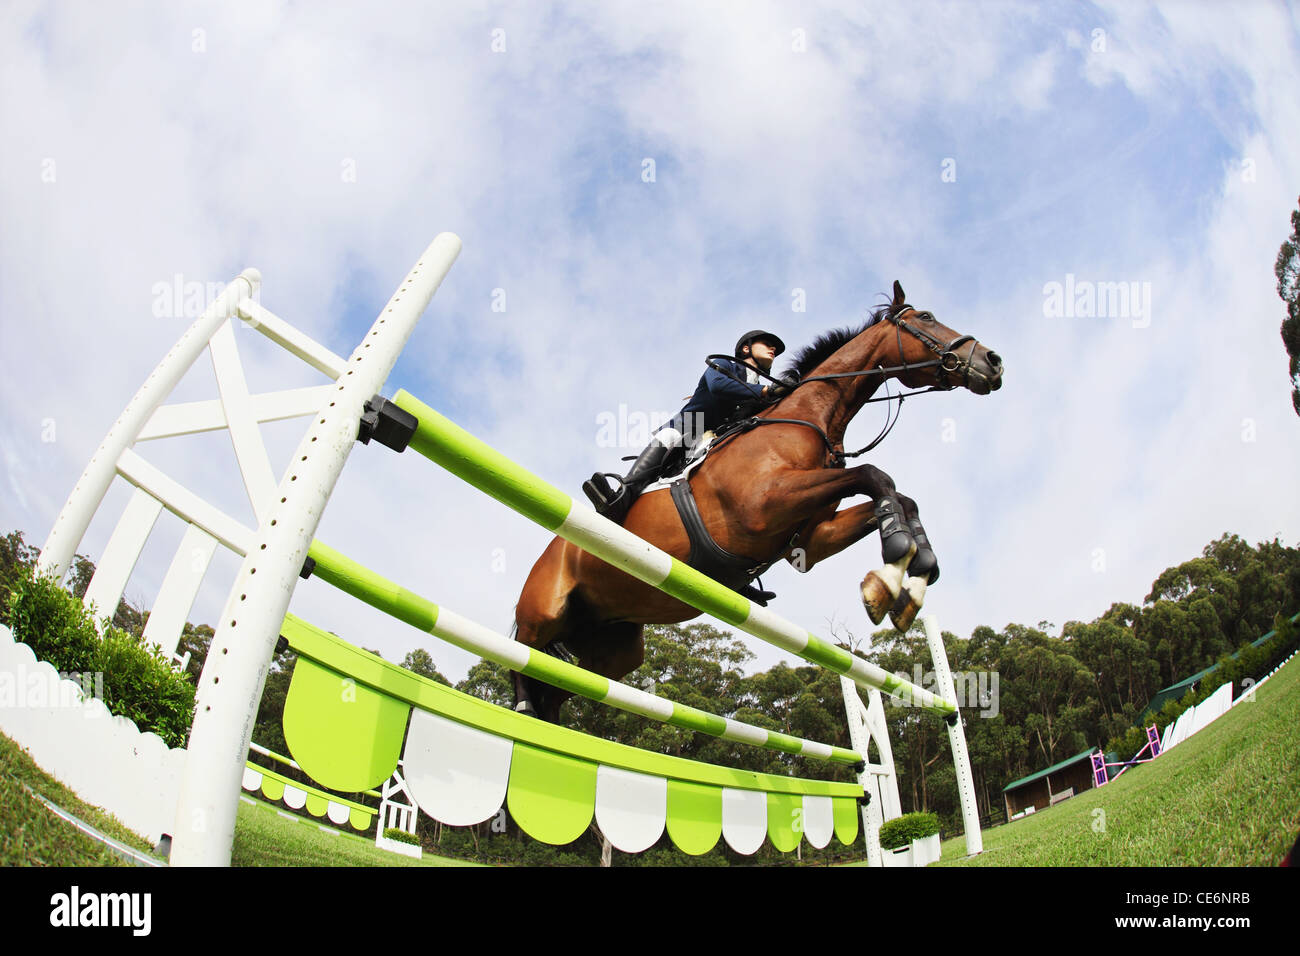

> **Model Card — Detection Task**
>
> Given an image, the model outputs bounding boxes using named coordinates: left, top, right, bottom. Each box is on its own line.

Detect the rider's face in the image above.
left=747, top=340, right=778, bottom=371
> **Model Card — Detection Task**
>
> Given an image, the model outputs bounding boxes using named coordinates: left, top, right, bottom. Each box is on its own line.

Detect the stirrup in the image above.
left=582, top=473, right=621, bottom=509
left=740, top=584, right=777, bottom=606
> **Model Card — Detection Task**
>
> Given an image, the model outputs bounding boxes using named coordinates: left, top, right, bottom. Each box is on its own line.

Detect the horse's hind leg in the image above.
left=513, top=538, right=585, bottom=722
left=568, top=621, right=646, bottom=686
left=515, top=619, right=646, bottom=724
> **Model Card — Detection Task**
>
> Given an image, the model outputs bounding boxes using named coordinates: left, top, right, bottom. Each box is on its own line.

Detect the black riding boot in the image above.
left=583, top=440, right=674, bottom=524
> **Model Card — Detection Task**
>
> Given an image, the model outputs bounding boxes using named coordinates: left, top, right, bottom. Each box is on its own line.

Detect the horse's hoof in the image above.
left=860, top=565, right=905, bottom=625
left=888, top=576, right=927, bottom=632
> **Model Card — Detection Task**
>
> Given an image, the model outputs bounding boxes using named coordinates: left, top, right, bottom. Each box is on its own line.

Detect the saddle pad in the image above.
left=644, top=436, right=713, bottom=494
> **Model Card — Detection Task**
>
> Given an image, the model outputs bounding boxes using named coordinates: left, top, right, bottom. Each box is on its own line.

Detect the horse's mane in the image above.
left=779, top=302, right=894, bottom=383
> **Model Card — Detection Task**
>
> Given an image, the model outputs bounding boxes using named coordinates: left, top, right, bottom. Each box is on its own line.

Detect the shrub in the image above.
left=383, top=827, right=420, bottom=846
left=878, top=811, right=940, bottom=850
left=94, top=627, right=196, bottom=748
left=5, top=565, right=100, bottom=674
left=5, top=566, right=196, bottom=748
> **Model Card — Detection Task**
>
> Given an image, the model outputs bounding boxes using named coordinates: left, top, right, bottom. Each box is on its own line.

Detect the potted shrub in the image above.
left=377, top=826, right=422, bottom=859
left=877, top=812, right=941, bottom=867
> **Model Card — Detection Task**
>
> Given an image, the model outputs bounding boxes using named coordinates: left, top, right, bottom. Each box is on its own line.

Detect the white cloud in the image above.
left=1, top=0, right=1297, bottom=694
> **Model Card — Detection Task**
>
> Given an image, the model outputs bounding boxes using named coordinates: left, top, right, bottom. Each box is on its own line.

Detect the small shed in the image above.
left=1002, top=748, right=1097, bottom=820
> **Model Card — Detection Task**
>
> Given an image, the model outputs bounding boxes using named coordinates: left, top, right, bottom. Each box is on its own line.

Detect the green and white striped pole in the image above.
left=305, top=541, right=863, bottom=765
left=392, top=390, right=957, bottom=717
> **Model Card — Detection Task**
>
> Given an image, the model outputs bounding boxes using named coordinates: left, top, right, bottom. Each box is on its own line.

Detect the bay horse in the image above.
left=513, top=281, right=1003, bottom=721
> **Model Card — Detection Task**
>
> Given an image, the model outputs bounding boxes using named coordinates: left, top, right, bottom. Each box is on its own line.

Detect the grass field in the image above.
left=936, top=655, right=1300, bottom=866
left=231, top=795, right=480, bottom=866
left=4, top=655, right=1295, bottom=867
left=1, top=728, right=480, bottom=866
left=0, top=729, right=155, bottom=866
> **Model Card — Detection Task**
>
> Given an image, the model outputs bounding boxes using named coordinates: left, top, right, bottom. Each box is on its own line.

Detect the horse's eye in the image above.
left=918, top=311, right=935, bottom=323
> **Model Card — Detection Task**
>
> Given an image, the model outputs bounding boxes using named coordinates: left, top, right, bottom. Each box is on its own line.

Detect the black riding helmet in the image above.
left=734, top=330, right=786, bottom=360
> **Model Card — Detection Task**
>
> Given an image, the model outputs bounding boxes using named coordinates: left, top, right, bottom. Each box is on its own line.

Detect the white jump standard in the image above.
left=18, top=234, right=982, bottom=866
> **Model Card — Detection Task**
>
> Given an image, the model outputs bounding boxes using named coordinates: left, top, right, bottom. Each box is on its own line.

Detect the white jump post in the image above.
left=25, top=231, right=983, bottom=866
left=169, top=234, right=462, bottom=866
left=922, top=614, right=983, bottom=856
left=839, top=624, right=904, bottom=868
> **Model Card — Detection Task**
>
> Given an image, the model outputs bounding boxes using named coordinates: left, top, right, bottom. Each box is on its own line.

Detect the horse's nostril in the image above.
left=987, top=351, right=1002, bottom=369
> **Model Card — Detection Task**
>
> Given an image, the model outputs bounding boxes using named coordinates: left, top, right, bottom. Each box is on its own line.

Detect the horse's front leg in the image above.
left=786, top=502, right=879, bottom=572
left=752, top=465, right=908, bottom=624
left=879, top=493, right=940, bottom=632
left=824, top=464, right=923, bottom=626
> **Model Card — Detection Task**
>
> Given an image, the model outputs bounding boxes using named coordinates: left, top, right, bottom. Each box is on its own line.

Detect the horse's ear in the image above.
left=892, top=280, right=906, bottom=309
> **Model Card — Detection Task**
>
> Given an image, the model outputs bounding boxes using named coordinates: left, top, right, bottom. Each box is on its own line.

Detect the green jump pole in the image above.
left=392, top=390, right=957, bottom=718
left=304, top=540, right=863, bottom=765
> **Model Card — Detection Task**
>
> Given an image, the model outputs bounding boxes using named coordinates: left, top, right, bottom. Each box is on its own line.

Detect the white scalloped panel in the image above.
left=594, top=764, right=666, bottom=853
left=0, top=625, right=187, bottom=843
left=801, top=794, right=833, bottom=849
left=721, top=787, right=767, bottom=855
left=242, top=766, right=264, bottom=791
left=402, top=709, right=512, bottom=825
left=283, top=785, right=307, bottom=810
left=327, top=801, right=350, bottom=826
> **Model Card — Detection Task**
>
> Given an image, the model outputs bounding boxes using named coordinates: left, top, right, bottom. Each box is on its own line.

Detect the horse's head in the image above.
left=877, top=281, right=1003, bottom=395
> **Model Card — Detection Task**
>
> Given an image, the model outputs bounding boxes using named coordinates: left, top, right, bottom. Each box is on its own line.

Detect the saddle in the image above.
left=652, top=416, right=766, bottom=485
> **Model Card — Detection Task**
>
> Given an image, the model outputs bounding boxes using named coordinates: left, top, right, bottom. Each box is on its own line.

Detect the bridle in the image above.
left=881, top=306, right=980, bottom=390
left=703, top=303, right=985, bottom=464
left=794, top=304, right=981, bottom=393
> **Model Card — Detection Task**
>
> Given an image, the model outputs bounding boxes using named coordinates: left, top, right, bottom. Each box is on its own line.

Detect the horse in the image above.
left=512, top=281, right=1003, bottom=722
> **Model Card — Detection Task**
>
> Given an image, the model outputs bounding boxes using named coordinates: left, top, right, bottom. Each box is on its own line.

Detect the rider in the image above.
left=583, top=330, right=790, bottom=524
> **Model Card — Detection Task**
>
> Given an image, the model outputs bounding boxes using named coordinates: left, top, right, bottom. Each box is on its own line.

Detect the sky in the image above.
left=2, top=0, right=1298, bottom=684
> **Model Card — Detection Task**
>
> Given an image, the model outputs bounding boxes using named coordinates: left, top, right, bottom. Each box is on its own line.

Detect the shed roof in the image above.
left=1002, top=748, right=1096, bottom=793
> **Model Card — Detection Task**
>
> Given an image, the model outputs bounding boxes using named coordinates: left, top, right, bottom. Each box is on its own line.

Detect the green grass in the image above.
left=0, top=730, right=157, bottom=866
left=937, top=655, right=1300, bottom=866
left=231, top=796, right=480, bottom=867
left=0, top=730, right=478, bottom=866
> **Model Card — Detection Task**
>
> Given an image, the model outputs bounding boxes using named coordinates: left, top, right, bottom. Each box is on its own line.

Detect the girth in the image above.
left=669, top=478, right=769, bottom=596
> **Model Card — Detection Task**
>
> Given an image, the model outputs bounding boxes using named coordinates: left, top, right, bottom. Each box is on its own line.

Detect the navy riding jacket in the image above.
left=670, top=358, right=766, bottom=441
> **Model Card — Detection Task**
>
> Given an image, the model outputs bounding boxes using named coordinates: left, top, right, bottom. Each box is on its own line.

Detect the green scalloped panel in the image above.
left=767, top=791, right=802, bottom=853
left=833, top=796, right=860, bottom=845
left=506, top=743, right=596, bottom=845
left=280, top=613, right=867, bottom=855
left=283, top=655, right=410, bottom=793
left=350, top=806, right=373, bottom=830
left=281, top=614, right=860, bottom=800
left=305, top=793, right=328, bottom=818
left=246, top=763, right=376, bottom=832
left=260, top=775, right=285, bottom=802
left=665, top=780, right=722, bottom=855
